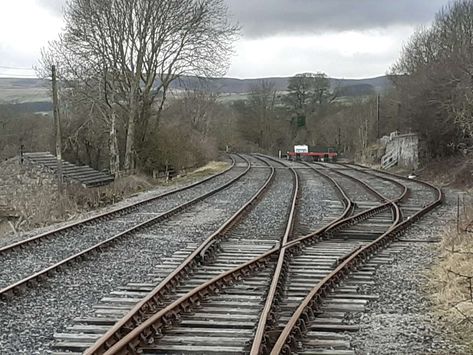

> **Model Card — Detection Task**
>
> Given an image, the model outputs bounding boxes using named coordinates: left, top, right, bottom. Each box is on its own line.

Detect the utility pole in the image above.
left=52, top=65, right=63, bottom=194
left=338, top=127, right=341, bottom=151
left=376, top=94, right=380, bottom=140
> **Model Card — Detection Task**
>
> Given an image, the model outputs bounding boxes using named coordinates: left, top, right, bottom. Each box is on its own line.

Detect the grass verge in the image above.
left=0, top=159, right=229, bottom=237
left=428, top=203, right=473, bottom=351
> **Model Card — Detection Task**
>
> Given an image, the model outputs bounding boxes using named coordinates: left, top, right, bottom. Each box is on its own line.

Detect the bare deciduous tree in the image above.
left=248, top=80, right=278, bottom=150
left=40, top=0, right=239, bottom=173
left=391, top=0, right=473, bottom=156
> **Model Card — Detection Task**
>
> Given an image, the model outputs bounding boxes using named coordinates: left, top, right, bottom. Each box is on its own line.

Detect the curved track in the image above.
left=271, top=163, right=441, bottom=355
left=76, top=156, right=294, bottom=354
left=0, top=156, right=442, bottom=355
left=0, top=155, right=252, bottom=297
left=79, top=158, right=427, bottom=355
left=0, top=155, right=243, bottom=252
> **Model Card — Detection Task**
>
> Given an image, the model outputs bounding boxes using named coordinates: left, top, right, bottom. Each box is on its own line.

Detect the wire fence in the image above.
left=456, top=192, right=473, bottom=233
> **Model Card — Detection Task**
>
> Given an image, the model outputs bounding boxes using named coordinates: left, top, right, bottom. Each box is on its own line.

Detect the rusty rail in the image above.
left=93, top=155, right=300, bottom=355
left=0, top=155, right=240, bottom=254
left=313, top=161, right=408, bottom=204
left=101, top=162, right=412, bottom=355
left=271, top=176, right=442, bottom=355
left=0, top=155, right=253, bottom=298
left=250, top=159, right=406, bottom=354
left=250, top=157, right=299, bottom=355
left=84, top=155, right=277, bottom=354
left=346, top=162, right=440, bottom=198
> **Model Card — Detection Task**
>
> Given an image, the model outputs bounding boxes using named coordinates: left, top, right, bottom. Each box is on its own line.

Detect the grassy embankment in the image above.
left=428, top=197, right=473, bottom=351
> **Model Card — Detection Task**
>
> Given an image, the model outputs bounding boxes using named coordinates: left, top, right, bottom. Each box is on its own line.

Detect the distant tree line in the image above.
left=235, top=0, right=473, bottom=161
left=5, top=0, right=470, bottom=171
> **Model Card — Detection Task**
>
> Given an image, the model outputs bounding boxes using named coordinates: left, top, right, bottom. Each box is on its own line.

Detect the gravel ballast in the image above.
left=0, top=157, right=247, bottom=289
left=0, top=156, right=237, bottom=248
left=292, top=165, right=345, bottom=236
left=0, top=158, right=271, bottom=353
left=351, top=190, right=469, bottom=354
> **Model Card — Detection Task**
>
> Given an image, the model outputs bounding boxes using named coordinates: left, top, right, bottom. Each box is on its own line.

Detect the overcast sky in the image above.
left=0, top=0, right=450, bottom=79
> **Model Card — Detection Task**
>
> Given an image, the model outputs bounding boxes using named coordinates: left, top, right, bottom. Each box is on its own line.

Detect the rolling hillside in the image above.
left=172, top=75, right=392, bottom=94
left=0, top=75, right=393, bottom=108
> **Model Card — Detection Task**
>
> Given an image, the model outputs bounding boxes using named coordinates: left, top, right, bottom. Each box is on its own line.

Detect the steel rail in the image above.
left=314, top=161, right=408, bottom=224
left=84, top=155, right=277, bottom=354
left=97, top=155, right=300, bottom=355
left=250, top=156, right=299, bottom=355
left=0, top=155, right=240, bottom=254
left=301, top=162, right=354, bottom=218
left=345, top=162, right=442, bottom=199
left=0, top=155, right=253, bottom=298
left=250, top=159, right=406, bottom=354
left=271, top=179, right=442, bottom=355
left=313, top=161, right=408, bottom=204
left=103, top=247, right=279, bottom=355
left=102, top=172, right=409, bottom=355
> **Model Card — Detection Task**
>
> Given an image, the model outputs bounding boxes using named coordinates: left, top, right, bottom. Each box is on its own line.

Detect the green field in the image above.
left=0, top=78, right=50, bottom=103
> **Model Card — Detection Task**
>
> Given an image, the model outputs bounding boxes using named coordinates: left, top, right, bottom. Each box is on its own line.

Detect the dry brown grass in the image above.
left=187, top=161, right=229, bottom=177
left=153, top=160, right=229, bottom=188
left=6, top=174, right=155, bottom=234
left=417, top=157, right=473, bottom=188
left=1, top=159, right=229, bottom=237
left=429, top=209, right=473, bottom=351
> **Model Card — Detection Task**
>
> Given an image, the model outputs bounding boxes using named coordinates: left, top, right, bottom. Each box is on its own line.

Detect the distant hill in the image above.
left=0, top=78, right=50, bottom=104
left=171, top=75, right=392, bottom=94
left=334, top=83, right=376, bottom=97
left=0, top=75, right=393, bottom=108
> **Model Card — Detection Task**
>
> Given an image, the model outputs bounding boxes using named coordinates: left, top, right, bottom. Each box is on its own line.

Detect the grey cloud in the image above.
left=35, top=0, right=450, bottom=37
left=36, top=0, right=66, bottom=15
left=225, top=0, right=450, bottom=36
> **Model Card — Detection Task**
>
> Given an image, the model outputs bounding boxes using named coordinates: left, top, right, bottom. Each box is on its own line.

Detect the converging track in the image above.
left=271, top=162, right=441, bottom=355
left=0, top=155, right=250, bottom=296
left=0, top=156, right=443, bottom=355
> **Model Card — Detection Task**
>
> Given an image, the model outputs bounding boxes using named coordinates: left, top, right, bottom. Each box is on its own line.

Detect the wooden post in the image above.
left=457, top=194, right=461, bottom=234
left=338, top=127, right=341, bottom=151
left=52, top=65, right=63, bottom=194
left=376, top=94, right=380, bottom=139
left=20, top=144, right=24, bottom=164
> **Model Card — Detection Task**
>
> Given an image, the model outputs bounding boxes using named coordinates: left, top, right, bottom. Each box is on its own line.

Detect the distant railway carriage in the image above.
left=287, top=145, right=337, bottom=162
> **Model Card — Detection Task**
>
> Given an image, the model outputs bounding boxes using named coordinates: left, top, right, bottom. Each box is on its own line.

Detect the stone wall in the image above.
left=0, top=157, right=78, bottom=236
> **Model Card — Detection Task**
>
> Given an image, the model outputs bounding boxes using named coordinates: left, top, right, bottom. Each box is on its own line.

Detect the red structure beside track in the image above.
left=287, top=151, right=338, bottom=160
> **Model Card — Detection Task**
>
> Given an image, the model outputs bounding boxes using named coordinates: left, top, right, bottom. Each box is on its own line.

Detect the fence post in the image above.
left=457, top=194, right=460, bottom=234
left=20, top=144, right=24, bottom=164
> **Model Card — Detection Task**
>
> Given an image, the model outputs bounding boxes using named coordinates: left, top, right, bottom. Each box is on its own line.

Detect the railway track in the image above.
left=1, top=155, right=279, bottom=353
left=270, top=163, right=442, bottom=355
left=249, top=160, right=405, bottom=353
left=340, top=163, right=440, bottom=218
left=49, top=156, right=294, bottom=354
left=0, top=155, right=253, bottom=297
left=53, top=158, right=416, bottom=355
left=0, top=156, right=443, bottom=354
left=0, top=155, right=242, bottom=251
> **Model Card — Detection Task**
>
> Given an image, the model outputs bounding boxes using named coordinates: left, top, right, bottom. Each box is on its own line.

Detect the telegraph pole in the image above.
left=376, top=94, right=380, bottom=139
left=338, top=127, right=341, bottom=151
left=52, top=65, right=63, bottom=194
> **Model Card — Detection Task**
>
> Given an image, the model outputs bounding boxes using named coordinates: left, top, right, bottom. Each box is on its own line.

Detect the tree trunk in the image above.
left=124, top=88, right=137, bottom=173
left=109, top=109, right=120, bottom=178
